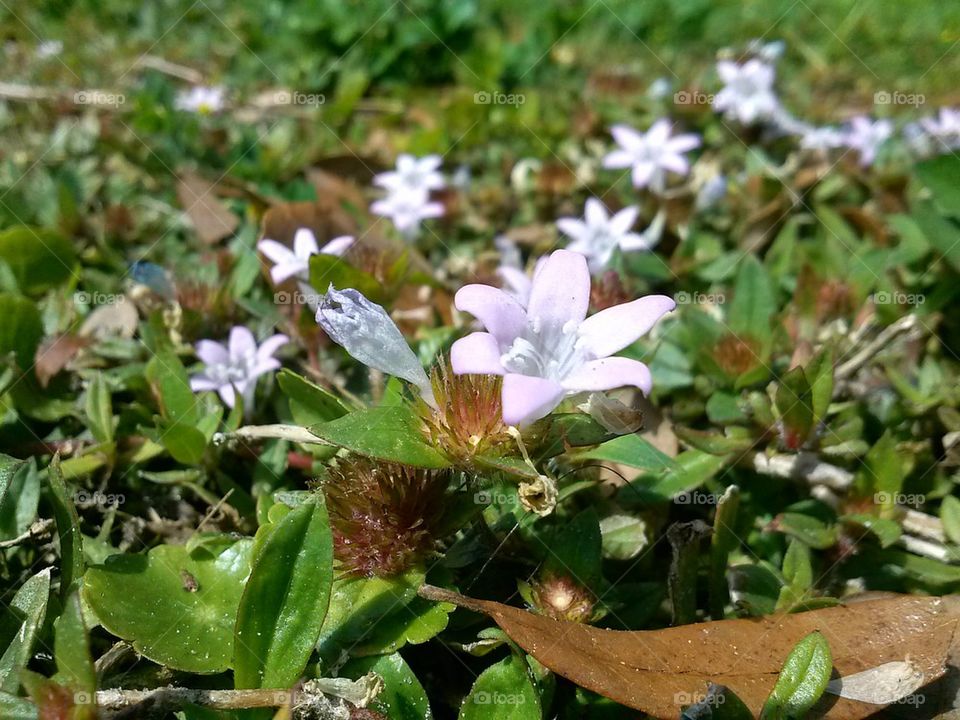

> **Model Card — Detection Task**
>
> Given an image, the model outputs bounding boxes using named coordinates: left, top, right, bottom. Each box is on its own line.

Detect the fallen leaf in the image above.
left=78, top=298, right=139, bottom=340
left=176, top=170, right=239, bottom=245
left=418, top=586, right=960, bottom=719
left=260, top=199, right=357, bottom=248
left=35, top=334, right=90, bottom=387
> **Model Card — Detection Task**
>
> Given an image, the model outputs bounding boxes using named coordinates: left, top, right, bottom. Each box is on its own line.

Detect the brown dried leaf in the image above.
left=260, top=199, right=357, bottom=247
left=35, top=334, right=90, bottom=387
left=419, top=586, right=960, bottom=719
left=176, top=171, right=239, bottom=244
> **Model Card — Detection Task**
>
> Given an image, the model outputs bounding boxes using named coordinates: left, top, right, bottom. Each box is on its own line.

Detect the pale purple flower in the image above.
left=603, top=120, right=700, bottom=194
left=371, top=186, right=445, bottom=238
left=713, top=59, right=780, bottom=125
left=190, top=327, right=288, bottom=410
left=799, top=125, right=846, bottom=152
left=316, top=287, right=436, bottom=407
left=451, top=249, right=675, bottom=426
left=557, top=198, right=659, bottom=273
left=175, top=85, right=226, bottom=114
left=258, top=228, right=354, bottom=284
left=373, top=154, right=445, bottom=193
left=843, top=116, right=893, bottom=167
left=920, top=108, right=960, bottom=152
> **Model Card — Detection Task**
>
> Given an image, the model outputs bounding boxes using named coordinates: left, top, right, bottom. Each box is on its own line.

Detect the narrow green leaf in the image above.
left=145, top=348, right=201, bottom=427
left=277, top=368, right=349, bottom=426
left=709, top=485, right=740, bottom=619
left=728, top=256, right=775, bottom=344
left=84, top=373, right=114, bottom=444
left=805, top=348, right=834, bottom=426
left=53, top=592, right=96, bottom=698
left=0, top=294, right=43, bottom=370
left=940, top=496, right=960, bottom=546
left=0, top=226, right=76, bottom=295
left=761, top=631, right=832, bottom=719
left=234, top=498, right=334, bottom=689
left=775, top=367, right=814, bottom=450
left=574, top=433, right=675, bottom=473
left=0, top=691, right=37, bottom=720
left=0, top=568, right=51, bottom=693
left=309, top=253, right=384, bottom=303
left=47, top=455, right=85, bottom=599
left=543, top=508, right=601, bottom=585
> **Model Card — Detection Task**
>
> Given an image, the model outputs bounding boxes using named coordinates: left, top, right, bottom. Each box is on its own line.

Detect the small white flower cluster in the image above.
left=371, top=154, right=445, bottom=239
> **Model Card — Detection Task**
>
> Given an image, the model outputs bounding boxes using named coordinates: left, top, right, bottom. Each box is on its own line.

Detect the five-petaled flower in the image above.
left=451, top=249, right=675, bottom=426
left=557, top=198, right=661, bottom=274
left=371, top=186, right=445, bottom=238
left=843, top=116, right=893, bottom=167
left=373, top=154, right=445, bottom=193
left=713, top=59, right=781, bottom=125
left=190, top=326, right=288, bottom=411
left=258, top=228, right=354, bottom=284
left=602, top=120, right=700, bottom=193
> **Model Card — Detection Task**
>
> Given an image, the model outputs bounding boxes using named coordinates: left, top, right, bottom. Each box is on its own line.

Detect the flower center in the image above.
left=500, top=319, right=587, bottom=382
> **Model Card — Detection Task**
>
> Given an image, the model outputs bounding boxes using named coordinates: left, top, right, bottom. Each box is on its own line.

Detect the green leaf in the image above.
left=761, top=631, right=832, bottom=719
left=317, top=570, right=453, bottom=664
left=277, top=369, right=349, bottom=426
left=599, top=514, right=649, bottom=561
left=776, top=540, right=813, bottom=611
left=542, top=508, right=601, bottom=585
left=728, top=256, right=775, bottom=344
left=574, top=434, right=675, bottom=473
left=311, top=405, right=450, bottom=469
left=84, top=373, right=114, bottom=444
left=728, top=563, right=783, bottom=616
left=775, top=512, right=837, bottom=549
left=673, top=426, right=754, bottom=455
left=154, top=422, right=208, bottom=465
left=915, top=154, right=960, bottom=217
left=234, top=498, right=334, bottom=689
left=343, top=652, right=432, bottom=720
left=775, top=368, right=814, bottom=450
left=910, top=200, right=960, bottom=272
left=840, top=513, right=902, bottom=548
left=0, top=691, right=37, bottom=720
left=145, top=349, right=201, bottom=427
left=0, top=458, right=40, bottom=542
left=646, top=450, right=733, bottom=501
left=309, top=253, right=384, bottom=303
left=0, top=226, right=76, bottom=295
left=47, top=455, right=85, bottom=599
left=83, top=540, right=253, bottom=673
left=459, top=652, right=540, bottom=720
left=940, top=496, right=960, bottom=546
left=681, top=684, right=753, bottom=720
left=53, top=592, right=95, bottom=698
left=805, top=349, right=834, bottom=426
left=709, top=485, right=740, bottom=619
left=529, top=413, right=617, bottom=458
left=0, top=568, right=51, bottom=693
left=0, top=294, right=43, bottom=370
left=860, top=432, right=901, bottom=513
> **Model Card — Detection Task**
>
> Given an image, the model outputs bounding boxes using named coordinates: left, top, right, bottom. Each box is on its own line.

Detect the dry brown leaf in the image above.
left=35, top=334, right=90, bottom=387
left=419, top=585, right=960, bottom=719
left=260, top=199, right=357, bottom=247
left=176, top=171, right=239, bottom=244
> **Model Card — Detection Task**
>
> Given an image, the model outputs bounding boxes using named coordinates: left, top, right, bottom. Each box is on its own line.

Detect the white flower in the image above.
left=713, top=59, right=780, bottom=125
left=257, top=228, right=354, bottom=284
left=557, top=198, right=660, bottom=273
left=843, top=116, right=893, bottom=167
left=316, top=287, right=436, bottom=407
left=190, top=327, right=288, bottom=411
left=37, top=40, right=63, bottom=59
left=370, top=186, right=444, bottom=238
left=920, top=108, right=960, bottom=152
left=451, top=249, right=675, bottom=426
left=175, top=86, right=226, bottom=114
left=373, top=154, right=445, bottom=193
left=602, top=120, right=700, bottom=194
left=799, top=125, right=846, bottom=152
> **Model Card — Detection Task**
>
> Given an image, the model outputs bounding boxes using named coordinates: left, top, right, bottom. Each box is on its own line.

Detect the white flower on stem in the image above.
left=190, top=326, right=288, bottom=411
left=920, top=108, right=960, bottom=152
left=370, top=186, right=445, bottom=239
left=713, top=59, right=780, bottom=125
left=557, top=198, right=660, bottom=273
left=175, top=85, right=226, bottom=114
left=451, top=249, right=675, bottom=426
left=316, top=286, right=437, bottom=407
left=843, top=116, right=893, bottom=167
left=799, top=125, right=846, bottom=152
left=603, top=120, right=700, bottom=194
left=258, top=228, right=354, bottom=284
left=373, top=154, right=445, bottom=193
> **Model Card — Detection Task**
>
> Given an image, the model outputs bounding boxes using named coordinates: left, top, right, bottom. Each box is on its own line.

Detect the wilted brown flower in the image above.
left=322, top=458, right=450, bottom=578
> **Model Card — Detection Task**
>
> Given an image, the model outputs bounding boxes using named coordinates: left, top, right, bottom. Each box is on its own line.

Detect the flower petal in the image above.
left=270, top=262, right=304, bottom=285
left=190, top=375, right=221, bottom=392
left=577, top=294, right=676, bottom=357
left=228, top=326, right=257, bottom=360
left=561, top=357, right=652, bottom=395
left=455, top=284, right=528, bottom=346
left=609, top=205, right=639, bottom=235
left=257, top=239, right=294, bottom=265
left=293, top=228, right=319, bottom=260
left=610, top=124, right=644, bottom=151
left=526, top=249, right=590, bottom=331
left=631, top=162, right=655, bottom=188
left=602, top=149, right=635, bottom=169
left=556, top=217, right=588, bottom=242
left=218, top=383, right=237, bottom=408
left=256, top=333, right=289, bottom=365
left=195, top=340, right=229, bottom=367
left=320, top=235, right=355, bottom=256
left=451, top=332, right=505, bottom=375
left=502, top=374, right=565, bottom=426
left=584, top=197, right=607, bottom=226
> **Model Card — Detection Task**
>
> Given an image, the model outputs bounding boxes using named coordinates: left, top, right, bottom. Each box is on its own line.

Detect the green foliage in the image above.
left=761, top=632, right=832, bottom=719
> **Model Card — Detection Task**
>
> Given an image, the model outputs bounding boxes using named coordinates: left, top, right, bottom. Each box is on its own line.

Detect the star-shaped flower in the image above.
left=713, top=59, right=780, bottom=124
left=920, top=108, right=960, bottom=152
left=373, top=154, right=445, bottom=193
left=371, top=187, right=445, bottom=238
left=190, top=326, right=288, bottom=410
left=451, top=249, right=675, bottom=426
left=602, top=120, right=700, bottom=193
left=258, top=228, right=354, bottom=284
left=843, top=116, right=893, bottom=167
left=557, top=198, right=660, bottom=273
